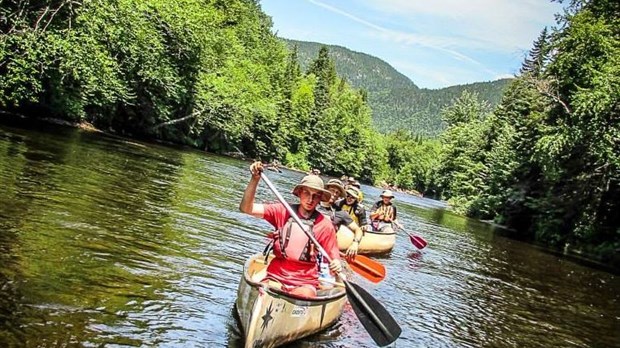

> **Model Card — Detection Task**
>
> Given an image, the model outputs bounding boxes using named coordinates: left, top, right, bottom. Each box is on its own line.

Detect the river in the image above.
left=0, top=120, right=618, bottom=347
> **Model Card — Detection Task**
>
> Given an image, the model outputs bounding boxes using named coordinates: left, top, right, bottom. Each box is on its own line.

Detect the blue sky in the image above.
left=259, top=0, right=563, bottom=89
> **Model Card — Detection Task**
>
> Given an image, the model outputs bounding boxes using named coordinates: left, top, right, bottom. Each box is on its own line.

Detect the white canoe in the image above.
left=235, top=253, right=347, bottom=348
left=336, top=225, right=396, bottom=254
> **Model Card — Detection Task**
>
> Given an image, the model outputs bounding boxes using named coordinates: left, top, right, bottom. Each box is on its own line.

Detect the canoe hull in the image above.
left=236, top=254, right=347, bottom=348
left=336, top=225, right=396, bottom=254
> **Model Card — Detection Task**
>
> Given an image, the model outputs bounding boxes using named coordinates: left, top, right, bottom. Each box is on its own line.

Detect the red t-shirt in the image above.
left=263, top=203, right=339, bottom=288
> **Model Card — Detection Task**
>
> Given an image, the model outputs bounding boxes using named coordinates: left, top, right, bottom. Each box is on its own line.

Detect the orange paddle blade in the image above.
left=341, top=252, right=386, bottom=283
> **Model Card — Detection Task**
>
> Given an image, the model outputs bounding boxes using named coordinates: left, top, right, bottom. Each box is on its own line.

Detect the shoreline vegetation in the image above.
left=1, top=0, right=617, bottom=269
left=1, top=108, right=618, bottom=274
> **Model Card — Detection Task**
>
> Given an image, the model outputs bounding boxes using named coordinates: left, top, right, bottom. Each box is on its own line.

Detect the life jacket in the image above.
left=270, top=204, right=320, bottom=264
left=374, top=203, right=395, bottom=222
left=317, top=204, right=335, bottom=226
left=340, top=202, right=363, bottom=225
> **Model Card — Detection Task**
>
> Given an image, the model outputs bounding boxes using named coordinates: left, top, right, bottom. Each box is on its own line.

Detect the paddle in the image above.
left=400, top=227, right=428, bottom=250
left=340, top=252, right=385, bottom=283
left=260, top=173, right=401, bottom=347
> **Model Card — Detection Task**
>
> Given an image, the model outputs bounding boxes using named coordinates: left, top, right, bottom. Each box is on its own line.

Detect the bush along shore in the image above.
left=1, top=0, right=618, bottom=268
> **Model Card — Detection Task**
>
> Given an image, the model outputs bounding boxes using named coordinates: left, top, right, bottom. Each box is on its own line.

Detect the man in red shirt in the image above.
left=239, top=162, right=342, bottom=298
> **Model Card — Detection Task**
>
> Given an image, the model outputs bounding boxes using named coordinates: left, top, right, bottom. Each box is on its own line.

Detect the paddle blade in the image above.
left=343, top=253, right=385, bottom=283
left=410, top=234, right=428, bottom=249
left=345, top=281, right=401, bottom=346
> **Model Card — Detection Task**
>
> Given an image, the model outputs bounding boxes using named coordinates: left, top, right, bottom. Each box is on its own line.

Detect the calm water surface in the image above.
left=0, top=122, right=618, bottom=347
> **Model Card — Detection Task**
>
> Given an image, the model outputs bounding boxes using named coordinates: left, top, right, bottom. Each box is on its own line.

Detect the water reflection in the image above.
left=0, top=122, right=619, bottom=347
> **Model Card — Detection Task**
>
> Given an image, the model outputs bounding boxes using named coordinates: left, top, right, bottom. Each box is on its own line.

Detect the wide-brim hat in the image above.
left=345, top=187, right=360, bottom=200
left=292, top=175, right=332, bottom=202
left=325, top=179, right=346, bottom=198
left=380, top=190, right=395, bottom=198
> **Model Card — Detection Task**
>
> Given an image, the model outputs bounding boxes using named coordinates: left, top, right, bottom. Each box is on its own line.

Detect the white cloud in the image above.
left=307, top=0, right=493, bottom=71
left=360, top=0, right=560, bottom=51
left=288, top=0, right=561, bottom=88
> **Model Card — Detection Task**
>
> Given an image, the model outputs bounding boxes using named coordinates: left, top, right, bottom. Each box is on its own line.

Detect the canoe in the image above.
left=336, top=225, right=396, bottom=254
left=235, top=253, right=347, bottom=348
left=266, top=166, right=282, bottom=173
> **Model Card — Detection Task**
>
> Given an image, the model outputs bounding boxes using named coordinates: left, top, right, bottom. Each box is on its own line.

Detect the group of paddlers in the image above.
left=239, top=161, right=404, bottom=298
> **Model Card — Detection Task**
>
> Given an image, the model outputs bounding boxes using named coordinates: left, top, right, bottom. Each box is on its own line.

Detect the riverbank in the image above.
left=1, top=113, right=617, bottom=273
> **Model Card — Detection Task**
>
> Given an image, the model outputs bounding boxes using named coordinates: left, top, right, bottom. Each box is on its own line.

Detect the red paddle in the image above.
left=409, top=233, right=428, bottom=249
left=373, top=221, right=428, bottom=250
left=396, top=225, right=427, bottom=249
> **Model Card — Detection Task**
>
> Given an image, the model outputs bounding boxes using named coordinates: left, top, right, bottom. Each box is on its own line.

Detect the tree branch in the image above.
left=525, top=75, right=572, bottom=115
left=150, top=108, right=206, bottom=130
left=34, top=6, right=51, bottom=32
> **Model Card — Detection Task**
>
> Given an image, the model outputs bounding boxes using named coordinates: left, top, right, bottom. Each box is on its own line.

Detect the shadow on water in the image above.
left=1, top=121, right=619, bottom=347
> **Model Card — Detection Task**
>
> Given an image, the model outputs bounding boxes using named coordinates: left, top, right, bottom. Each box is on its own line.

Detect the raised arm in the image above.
left=239, top=161, right=266, bottom=218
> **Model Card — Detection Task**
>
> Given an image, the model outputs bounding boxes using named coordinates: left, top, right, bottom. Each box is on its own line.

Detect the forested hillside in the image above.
left=1, top=0, right=616, bottom=265
left=432, top=0, right=619, bottom=265
left=0, top=0, right=388, bottom=182
left=286, top=39, right=511, bottom=136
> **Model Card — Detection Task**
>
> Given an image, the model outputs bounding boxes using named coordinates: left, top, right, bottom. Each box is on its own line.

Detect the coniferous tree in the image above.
left=307, top=46, right=336, bottom=113
left=520, top=27, right=551, bottom=76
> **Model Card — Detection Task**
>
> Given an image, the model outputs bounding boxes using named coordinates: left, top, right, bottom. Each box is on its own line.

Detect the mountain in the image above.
left=285, top=39, right=512, bottom=137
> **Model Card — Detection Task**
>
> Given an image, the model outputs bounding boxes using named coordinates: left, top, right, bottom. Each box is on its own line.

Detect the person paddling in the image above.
left=239, top=162, right=342, bottom=298
left=345, top=177, right=364, bottom=203
left=369, top=190, right=403, bottom=233
left=318, top=179, right=364, bottom=258
left=335, top=186, right=370, bottom=232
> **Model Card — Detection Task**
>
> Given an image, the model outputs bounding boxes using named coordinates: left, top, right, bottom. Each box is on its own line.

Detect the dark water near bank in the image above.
left=0, top=122, right=618, bottom=347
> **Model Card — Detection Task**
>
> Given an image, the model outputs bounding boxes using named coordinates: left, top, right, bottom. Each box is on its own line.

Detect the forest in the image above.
left=1, top=0, right=618, bottom=265
left=288, top=39, right=512, bottom=137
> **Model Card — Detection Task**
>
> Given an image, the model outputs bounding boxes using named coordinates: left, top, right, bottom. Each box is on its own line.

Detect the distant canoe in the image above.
left=235, top=253, right=347, bottom=348
left=336, top=225, right=396, bottom=254
left=266, top=166, right=282, bottom=173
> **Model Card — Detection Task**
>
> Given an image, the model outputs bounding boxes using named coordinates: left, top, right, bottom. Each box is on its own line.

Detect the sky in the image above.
left=259, top=0, right=563, bottom=89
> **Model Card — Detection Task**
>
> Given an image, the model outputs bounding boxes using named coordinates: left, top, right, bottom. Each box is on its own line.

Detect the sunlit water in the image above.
left=0, top=121, right=618, bottom=347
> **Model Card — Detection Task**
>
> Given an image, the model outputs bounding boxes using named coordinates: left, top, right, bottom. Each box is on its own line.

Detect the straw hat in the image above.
left=345, top=186, right=361, bottom=200
left=380, top=190, right=395, bottom=198
left=292, top=175, right=332, bottom=201
left=326, top=179, right=346, bottom=198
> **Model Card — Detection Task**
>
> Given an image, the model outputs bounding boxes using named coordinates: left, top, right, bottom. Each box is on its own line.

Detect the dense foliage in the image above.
left=1, top=0, right=617, bottom=264
left=287, top=39, right=511, bottom=137
left=430, top=0, right=620, bottom=264
left=0, top=0, right=402, bottom=184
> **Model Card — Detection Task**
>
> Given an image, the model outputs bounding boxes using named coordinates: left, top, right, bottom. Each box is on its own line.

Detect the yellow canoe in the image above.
left=235, top=253, right=347, bottom=348
left=336, top=225, right=396, bottom=254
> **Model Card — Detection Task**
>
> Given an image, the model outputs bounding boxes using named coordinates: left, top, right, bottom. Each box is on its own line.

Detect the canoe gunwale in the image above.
left=337, top=226, right=396, bottom=254
left=241, top=254, right=346, bottom=302
left=236, top=253, right=348, bottom=348
left=364, top=229, right=396, bottom=236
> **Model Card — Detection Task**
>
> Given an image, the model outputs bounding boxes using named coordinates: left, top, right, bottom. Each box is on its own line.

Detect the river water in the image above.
left=0, top=121, right=618, bottom=347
